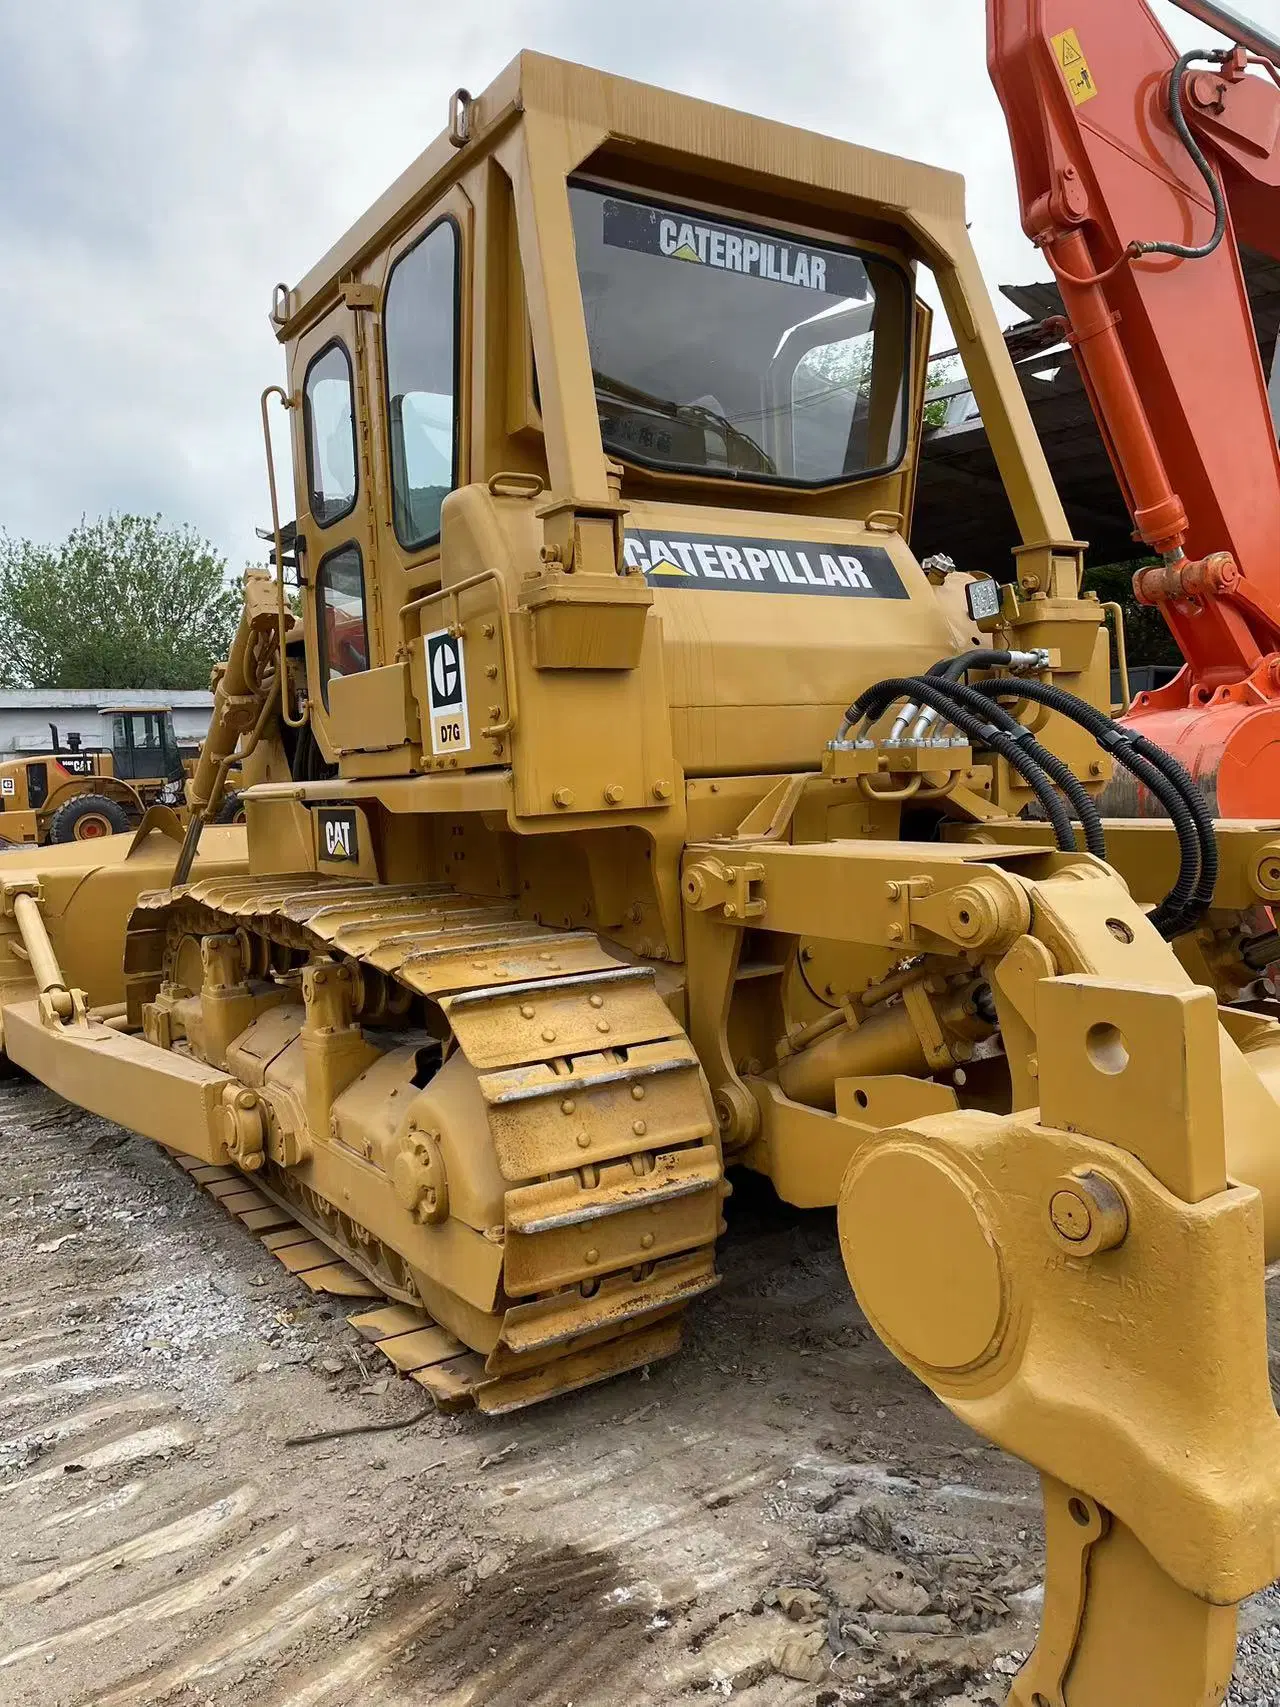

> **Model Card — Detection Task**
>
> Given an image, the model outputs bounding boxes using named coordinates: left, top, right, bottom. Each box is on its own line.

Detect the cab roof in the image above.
left=272, top=49, right=967, bottom=342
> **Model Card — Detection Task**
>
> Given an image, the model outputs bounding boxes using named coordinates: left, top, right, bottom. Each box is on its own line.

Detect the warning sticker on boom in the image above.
left=623, top=531, right=908, bottom=600
left=1052, top=27, right=1099, bottom=106
left=424, top=629, right=471, bottom=757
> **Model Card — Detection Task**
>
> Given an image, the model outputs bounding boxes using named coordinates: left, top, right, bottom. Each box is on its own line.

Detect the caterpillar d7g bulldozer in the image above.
left=6, top=50, right=1280, bottom=1704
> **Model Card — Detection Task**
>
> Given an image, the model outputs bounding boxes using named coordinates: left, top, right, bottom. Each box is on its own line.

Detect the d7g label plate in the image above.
left=424, top=629, right=471, bottom=757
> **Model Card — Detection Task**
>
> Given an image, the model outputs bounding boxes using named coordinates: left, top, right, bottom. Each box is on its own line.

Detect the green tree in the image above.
left=1081, top=559, right=1184, bottom=669
left=0, top=514, right=240, bottom=690
left=801, top=341, right=960, bottom=428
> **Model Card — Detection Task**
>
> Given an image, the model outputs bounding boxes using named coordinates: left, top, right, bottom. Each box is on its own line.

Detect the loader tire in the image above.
left=47, top=793, right=132, bottom=844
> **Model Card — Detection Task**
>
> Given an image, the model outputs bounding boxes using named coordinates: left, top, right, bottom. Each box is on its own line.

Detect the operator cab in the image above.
left=268, top=52, right=1082, bottom=799
left=100, top=706, right=185, bottom=783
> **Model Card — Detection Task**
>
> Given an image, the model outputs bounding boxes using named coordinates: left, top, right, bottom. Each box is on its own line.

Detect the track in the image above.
left=127, top=875, right=725, bottom=1411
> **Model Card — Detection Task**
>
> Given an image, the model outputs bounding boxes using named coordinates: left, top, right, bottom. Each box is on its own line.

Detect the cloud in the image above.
left=0, top=0, right=1236, bottom=568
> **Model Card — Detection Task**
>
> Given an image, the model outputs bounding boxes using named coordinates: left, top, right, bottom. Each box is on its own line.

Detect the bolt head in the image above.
left=1047, top=1170, right=1128, bottom=1255
left=1049, top=1188, right=1093, bottom=1242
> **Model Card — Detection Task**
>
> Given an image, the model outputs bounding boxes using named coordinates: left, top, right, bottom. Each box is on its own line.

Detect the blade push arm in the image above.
left=988, top=0, right=1280, bottom=688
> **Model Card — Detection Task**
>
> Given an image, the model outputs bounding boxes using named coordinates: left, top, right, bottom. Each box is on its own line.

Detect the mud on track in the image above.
left=3, top=1073, right=1280, bottom=1706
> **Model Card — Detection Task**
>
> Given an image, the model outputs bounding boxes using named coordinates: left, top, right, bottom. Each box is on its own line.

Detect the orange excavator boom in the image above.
left=988, top=0, right=1280, bottom=810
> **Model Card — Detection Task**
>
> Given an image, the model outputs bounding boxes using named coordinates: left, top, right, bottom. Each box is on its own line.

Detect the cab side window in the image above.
left=384, top=219, right=458, bottom=550
left=316, top=543, right=370, bottom=703
left=304, top=341, right=358, bottom=527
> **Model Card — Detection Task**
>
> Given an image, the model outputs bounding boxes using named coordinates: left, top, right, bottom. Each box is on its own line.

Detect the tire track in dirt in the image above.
left=15, top=1075, right=1280, bottom=1704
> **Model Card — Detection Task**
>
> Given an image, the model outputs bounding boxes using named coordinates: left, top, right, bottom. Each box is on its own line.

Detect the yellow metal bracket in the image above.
left=682, top=855, right=766, bottom=922
left=838, top=905, right=1280, bottom=1705
left=683, top=841, right=1033, bottom=955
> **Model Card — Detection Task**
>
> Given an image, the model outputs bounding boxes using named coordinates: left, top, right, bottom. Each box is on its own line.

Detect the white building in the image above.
left=0, top=689, right=214, bottom=755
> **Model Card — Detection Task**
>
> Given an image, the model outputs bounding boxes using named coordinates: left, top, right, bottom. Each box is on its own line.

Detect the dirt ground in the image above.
left=3, top=1073, right=1280, bottom=1707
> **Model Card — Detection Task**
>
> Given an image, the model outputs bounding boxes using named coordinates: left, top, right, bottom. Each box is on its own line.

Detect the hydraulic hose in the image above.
left=907, top=676, right=1108, bottom=862
left=1132, top=49, right=1230, bottom=264
left=926, top=648, right=1019, bottom=682
left=1040, top=49, right=1230, bottom=287
left=847, top=676, right=1080, bottom=853
left=966, top=677, right=1217, bottom=939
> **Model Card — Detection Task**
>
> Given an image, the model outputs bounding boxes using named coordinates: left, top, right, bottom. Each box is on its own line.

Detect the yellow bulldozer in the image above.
left=5, top=51, right=1280, bottom=1703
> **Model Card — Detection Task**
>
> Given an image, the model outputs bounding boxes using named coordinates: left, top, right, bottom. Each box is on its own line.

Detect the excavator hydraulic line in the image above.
left=989, top=0, right=1280, bottom=811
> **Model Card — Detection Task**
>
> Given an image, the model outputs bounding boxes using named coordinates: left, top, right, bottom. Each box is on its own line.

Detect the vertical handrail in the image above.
left=260, top=384, right=307, bottom=729
left=1103, top=601, right=1132, bottom=716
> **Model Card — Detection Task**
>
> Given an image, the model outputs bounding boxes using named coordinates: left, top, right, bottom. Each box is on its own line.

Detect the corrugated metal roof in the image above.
left=914, top=251, right=1280, bottom=573
left=0, top=689, right=213, bottom=709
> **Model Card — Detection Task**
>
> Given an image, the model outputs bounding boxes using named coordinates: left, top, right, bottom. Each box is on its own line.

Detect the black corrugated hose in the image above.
left=845, top=656, right=1218, bottom=940
left=845, top=675, right=1082, bottom=854
left=964, top=676, right=1217, bottom=939
left=904, top=675, right=1109, bottom=861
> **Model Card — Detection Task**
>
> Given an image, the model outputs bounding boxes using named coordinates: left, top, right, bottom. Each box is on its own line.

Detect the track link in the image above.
left=128, top=875, right=724, bottom=1412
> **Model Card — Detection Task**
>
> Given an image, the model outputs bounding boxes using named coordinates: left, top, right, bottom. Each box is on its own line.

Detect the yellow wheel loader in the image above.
left=4, top=53, right=1280, bottom=1703
left=0, top=706, right=195, bottom=848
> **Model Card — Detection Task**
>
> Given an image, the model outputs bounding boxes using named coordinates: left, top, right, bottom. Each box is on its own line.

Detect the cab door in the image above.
left=291, top=306, right=380, bottom=763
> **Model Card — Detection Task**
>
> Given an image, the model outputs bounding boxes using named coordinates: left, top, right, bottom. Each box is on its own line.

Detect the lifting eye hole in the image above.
left=854, top=1088, right=869, bottom=1109
left=1086, top=1022, right=1129, bottom=1075
left=1067, top=1496, right=1092, bottom=1528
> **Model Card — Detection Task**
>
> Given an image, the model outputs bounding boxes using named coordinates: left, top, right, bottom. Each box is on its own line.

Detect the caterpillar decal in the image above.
left=602, top=197, right=869, bottom=298
left=622, top=531, right=908, bottom=599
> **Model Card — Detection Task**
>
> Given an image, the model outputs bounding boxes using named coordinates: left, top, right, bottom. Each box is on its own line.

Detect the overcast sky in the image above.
left=0, top=0, right=1232, bottom=570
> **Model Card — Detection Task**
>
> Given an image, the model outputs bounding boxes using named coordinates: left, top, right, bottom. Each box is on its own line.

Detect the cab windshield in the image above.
left=569, top=184, right=911, bottom=487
